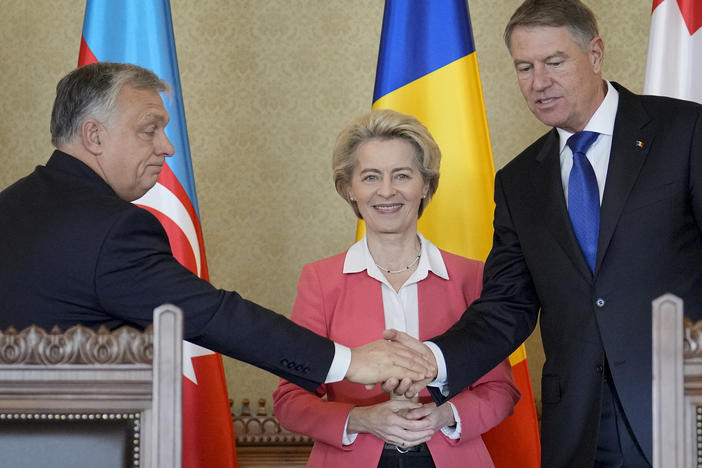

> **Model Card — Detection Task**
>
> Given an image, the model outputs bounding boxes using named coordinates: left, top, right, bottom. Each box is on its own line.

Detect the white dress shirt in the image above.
left=341, top=233, right=462, bottom=444
left=557, top=80, right=620, bottom=206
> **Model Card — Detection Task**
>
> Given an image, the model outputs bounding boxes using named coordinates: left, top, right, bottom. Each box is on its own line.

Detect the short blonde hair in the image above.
left=332, top=109, right=441, bottom=219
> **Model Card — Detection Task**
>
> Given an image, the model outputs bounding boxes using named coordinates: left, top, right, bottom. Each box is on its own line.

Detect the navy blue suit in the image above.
left=0, top=150, right=334, bottom=391
left=430, top=83, right=702, bottom=467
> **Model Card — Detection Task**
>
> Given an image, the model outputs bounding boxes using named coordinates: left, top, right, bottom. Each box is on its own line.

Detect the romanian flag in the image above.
left=360, top=1, right=541, bottom=466
left=644, top=0, right=702, bottom=103
left=78, top=2, right=238, bottom=467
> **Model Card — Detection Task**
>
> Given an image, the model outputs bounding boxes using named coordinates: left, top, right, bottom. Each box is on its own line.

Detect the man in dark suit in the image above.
left=387, top=0, right=702, bottom=466
left=0, top=62, right=436, bottom=397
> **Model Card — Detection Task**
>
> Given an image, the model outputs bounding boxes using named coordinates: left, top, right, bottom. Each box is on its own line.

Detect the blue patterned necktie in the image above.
left=567, top=131, right=600, bottom=272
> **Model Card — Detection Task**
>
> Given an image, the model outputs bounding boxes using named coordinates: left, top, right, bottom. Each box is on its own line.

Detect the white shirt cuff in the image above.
left=424, top=341, right=449, bottom=396
left=440, top=402, right=461, bottom=439
left=342, top=413, right=359, bottom=445
left=325, top=342, right=351, bottom=383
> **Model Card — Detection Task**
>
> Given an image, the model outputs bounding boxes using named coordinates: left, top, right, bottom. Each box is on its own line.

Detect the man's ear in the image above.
left=81, top=118, right=104, bottom=155
left=589, top=36, right=605, bottom=74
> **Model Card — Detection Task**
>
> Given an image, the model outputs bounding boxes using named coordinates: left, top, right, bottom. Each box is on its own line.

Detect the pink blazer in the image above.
left=273, top=248, right=520, bottom=468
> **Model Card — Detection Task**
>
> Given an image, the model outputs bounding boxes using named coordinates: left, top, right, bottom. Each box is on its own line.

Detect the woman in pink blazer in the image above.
left=273, top=109, right=519, bottom=468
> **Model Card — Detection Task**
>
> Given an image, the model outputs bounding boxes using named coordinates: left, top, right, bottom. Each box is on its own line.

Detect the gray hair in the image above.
left=50, top=62, right=169, bottom=148
left=504, top=0, right=599, bottom=51
left=332, top=109, right=441, bottom=219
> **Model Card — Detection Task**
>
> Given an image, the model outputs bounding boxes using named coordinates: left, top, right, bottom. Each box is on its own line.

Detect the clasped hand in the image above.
left=348, top=399, right=454, bottom=448
left=344, top=329, right=450, bottom=447
left=345, top=329, right=438, bottom=397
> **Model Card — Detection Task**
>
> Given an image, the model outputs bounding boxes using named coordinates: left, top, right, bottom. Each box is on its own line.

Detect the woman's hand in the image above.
left=348, top=399, right=436, bottom=447
left=403, top=402, right=456, bottom=433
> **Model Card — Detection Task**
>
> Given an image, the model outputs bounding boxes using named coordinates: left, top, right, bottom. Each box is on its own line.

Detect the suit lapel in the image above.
left=532, top=129, right=594, bottom=280
left=595, top=84, right=655, bottom=272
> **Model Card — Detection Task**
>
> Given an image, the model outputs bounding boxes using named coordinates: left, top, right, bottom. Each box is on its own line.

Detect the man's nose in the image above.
left=158, top=131, right=175, bottom=157
left=532, top=65, right=551, bottom=91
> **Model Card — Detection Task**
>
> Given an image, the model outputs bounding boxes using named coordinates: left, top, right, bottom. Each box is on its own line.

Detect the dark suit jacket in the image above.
left=430, top=83, right=702, bottom=467
left=0, top=150, right=334, bottom=391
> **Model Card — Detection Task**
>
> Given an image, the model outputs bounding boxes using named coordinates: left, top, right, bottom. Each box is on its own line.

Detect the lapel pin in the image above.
left=635, top=140, right=644, bottom=148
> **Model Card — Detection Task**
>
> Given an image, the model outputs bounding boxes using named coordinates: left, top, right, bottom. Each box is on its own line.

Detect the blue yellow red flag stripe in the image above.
left=361, top=1, right=541, bottom=466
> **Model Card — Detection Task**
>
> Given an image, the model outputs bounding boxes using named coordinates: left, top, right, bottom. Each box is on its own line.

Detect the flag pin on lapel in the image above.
left=635, top=140, right=644, bottom=148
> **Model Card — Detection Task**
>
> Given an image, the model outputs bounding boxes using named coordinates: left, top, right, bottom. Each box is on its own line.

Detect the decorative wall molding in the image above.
left=231, top=398, right=312, bottom=468
left=232, top=397, right=312, bottom=446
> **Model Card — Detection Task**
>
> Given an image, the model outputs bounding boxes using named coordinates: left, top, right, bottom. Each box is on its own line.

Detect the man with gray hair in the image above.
left=387, top=0, right=702, bottom=466
left=0, top=62, right=436, bottom=398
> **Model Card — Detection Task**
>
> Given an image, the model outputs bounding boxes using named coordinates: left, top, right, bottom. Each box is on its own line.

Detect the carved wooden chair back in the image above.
left=0, top=304, right=183, bottom=468
left=652, top=293, right=702, bottom=468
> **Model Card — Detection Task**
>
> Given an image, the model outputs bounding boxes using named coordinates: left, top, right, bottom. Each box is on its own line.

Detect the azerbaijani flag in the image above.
left=643, top=0, right=702, bottom=104
left=78, top=2, right=238, bottom=467
left=360, top=1, right=541, bottom=466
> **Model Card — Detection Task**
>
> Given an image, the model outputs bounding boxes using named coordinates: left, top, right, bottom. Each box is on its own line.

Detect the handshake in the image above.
left=345, top=329, right=439, bottom=397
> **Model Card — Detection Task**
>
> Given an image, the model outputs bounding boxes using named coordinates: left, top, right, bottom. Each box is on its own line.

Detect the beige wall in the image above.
left=0, top=0, right=652, bottom=418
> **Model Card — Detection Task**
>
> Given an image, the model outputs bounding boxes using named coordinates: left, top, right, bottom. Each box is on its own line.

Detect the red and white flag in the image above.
left=644, top=0, right=702, bottom=103
left=79, top=1, right=238, bottom=467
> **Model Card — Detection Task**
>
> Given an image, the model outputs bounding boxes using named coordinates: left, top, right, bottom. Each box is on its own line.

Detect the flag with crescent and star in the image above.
left=78, top=1, right=238, bottom=467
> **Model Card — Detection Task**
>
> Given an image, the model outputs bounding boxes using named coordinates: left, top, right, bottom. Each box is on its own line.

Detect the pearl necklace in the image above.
left=374, top=251, right=421, bottom=275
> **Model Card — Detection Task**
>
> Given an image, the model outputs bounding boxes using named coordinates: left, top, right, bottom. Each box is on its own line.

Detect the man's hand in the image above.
left=380, top=329, right=438, bottom=397
left=346, top=337, right=437, bottom=386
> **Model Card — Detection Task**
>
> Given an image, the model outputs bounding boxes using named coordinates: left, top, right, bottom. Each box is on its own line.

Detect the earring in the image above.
left=349, top=195, right=355, bottom=202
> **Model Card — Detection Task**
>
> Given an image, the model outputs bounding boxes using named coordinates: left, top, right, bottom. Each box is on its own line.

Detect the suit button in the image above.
left=596, top=365, right=604, bottom=374
left=596, top=298, right=605, bottom=307
left=286, top=361, right=296, bottom=369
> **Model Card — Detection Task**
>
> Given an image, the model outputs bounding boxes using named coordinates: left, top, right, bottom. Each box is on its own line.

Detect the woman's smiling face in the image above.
left=348, top=138, right=428, bottom=236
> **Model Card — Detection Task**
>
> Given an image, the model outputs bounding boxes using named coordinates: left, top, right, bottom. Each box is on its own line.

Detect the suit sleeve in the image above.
left=94, top=207, right=334, bottom=391
left=273, top=263, right=356, bottom=448
left=437, top=256, right=521, bottom=443
left=430, top=173, right=540, bottom=403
